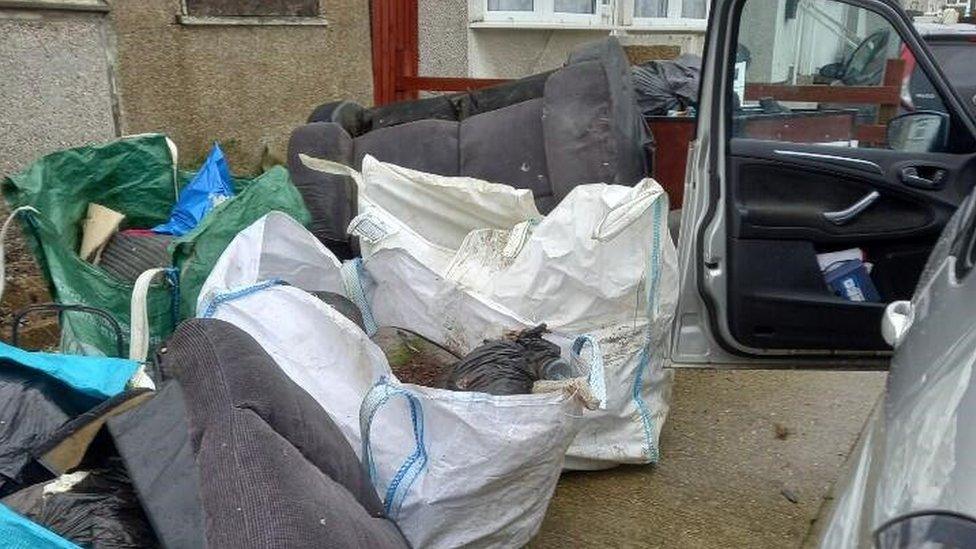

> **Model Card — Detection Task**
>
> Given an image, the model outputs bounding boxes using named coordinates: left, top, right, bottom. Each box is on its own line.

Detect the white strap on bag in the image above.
left=572, top=335, right=607, bottom=409
left=0, top=206, right=40, bottom=302
left=592, top=179, right=665, bottom=242
left=298, top=153, right=365, bottom=189
left=129, top=267, right=168, bottom=363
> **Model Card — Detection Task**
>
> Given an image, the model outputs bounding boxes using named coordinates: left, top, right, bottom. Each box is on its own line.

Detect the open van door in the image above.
left=671, top=0, right=976, bottom=367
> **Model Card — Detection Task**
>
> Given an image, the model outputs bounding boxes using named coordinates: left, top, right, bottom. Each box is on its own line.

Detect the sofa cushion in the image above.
left=460, top=98, right=553, bottom=212
left=543, top=61, right=618, bottom=203
left=354, top=119, right=460, bottom=176
left=563, top=37, right=650, bottom=188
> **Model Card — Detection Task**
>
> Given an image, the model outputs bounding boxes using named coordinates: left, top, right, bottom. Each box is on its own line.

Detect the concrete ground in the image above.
left=532, top=369, right=886, bottom=548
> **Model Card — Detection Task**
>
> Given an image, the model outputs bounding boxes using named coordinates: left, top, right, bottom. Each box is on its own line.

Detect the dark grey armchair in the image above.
left=288, top=37, right=652, bottom=258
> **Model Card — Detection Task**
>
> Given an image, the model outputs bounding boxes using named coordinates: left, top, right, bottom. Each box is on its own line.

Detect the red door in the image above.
left=370, top=0, right=418, bottom=105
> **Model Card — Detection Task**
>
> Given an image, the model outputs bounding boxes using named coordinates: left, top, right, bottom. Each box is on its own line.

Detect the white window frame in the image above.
left=484, top=0, right=605, bottom=26
left=625, top=0, right=709, bottom=30
left=477, top=0, right=707, bottom=30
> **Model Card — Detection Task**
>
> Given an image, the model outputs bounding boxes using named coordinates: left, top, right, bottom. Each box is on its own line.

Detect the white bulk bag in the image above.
left=299, top=154, right=541, bottom=273
left=300, top=154, right=679, bottom=469
left=197, top=212, right=605, bottom=548
left=447, top=179, right=671, bottom=333
left=358, top=198, right=676, bottom=469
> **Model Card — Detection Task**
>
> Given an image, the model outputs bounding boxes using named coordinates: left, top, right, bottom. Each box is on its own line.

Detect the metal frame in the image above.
left=11, top=303, right=125, bottom=358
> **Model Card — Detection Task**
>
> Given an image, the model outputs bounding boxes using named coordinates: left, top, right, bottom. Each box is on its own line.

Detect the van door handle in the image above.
left=822, top=191, right=880, bottom=225
left=901, top=167, right=947, bottom=189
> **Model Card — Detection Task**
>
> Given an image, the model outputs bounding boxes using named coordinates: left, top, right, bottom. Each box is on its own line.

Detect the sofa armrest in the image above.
left=307, top=101, right=366, bottom=137
left=287, top=123, right=359, bottom=259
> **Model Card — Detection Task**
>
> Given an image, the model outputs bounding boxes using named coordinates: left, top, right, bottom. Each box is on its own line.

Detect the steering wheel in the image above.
left=841, top=29, right=891, bottom=86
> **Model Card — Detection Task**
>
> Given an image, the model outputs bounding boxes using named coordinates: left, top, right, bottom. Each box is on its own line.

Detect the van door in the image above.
left=671, top=0, right=976, bottom=366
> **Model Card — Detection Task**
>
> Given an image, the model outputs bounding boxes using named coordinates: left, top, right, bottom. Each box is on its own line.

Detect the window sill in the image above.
left=0, top=0, right=109, bottom=12
left=469, top=19, right=706, bottom=33
left=177, top=14, right=329, bottom=26
left=470, top=19, right=615, bottom=30
left=624, top=21, right=707, bottom=32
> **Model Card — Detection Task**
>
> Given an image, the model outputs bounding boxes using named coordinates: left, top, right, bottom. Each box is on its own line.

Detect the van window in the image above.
left=732, top=0, right=951, bottom=150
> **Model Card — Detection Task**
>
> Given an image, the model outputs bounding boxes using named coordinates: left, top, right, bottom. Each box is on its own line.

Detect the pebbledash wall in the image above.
left=0, top=0, right=373, bottom=344
left=0, top=2, right=118, bottom=177
left=0, top=0, right=373, bottom=178
left=109, top=0, right=374, bottom=173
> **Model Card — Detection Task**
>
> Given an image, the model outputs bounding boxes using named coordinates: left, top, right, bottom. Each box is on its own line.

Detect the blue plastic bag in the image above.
left=824, top=259, right=880, bottom=302
left=153, top=143, right=235, bottom=237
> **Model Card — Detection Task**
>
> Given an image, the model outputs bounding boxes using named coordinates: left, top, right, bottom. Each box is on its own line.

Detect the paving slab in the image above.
left=532, top=369, right=886, bottom=548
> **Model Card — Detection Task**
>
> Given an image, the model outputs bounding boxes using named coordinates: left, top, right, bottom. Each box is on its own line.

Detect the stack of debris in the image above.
left=0, top=36, right=679, bottom=549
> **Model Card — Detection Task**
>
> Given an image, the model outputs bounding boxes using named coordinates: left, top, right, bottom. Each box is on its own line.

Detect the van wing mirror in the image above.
left=887, top=111, right=949, bottom=153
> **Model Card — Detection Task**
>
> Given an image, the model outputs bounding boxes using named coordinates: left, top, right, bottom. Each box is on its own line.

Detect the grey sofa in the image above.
left=288, top=37, right=652, bottom=258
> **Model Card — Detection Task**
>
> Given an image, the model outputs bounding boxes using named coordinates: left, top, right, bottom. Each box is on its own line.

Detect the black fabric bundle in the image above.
left=443, top=324, right=563, bottom=396
left=631, top=54, right=702, bottom=116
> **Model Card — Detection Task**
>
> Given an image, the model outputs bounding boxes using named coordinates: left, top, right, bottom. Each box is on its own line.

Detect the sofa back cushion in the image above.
left=459, top=98, right=553, bottom=212
left=353, top=119, right=460, bottom=175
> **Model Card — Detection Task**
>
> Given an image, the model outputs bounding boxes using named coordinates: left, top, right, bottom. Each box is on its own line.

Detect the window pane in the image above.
left=488, top=0, right=533, bottom=10
left=635, top=0, right=668, bottom=17
left=732, top=0, right=955, bottom=151
left=927, top=43, right=976, bottom=117
left=555, top=0, right=596, bottom=13
left=186, top=0, right=319, bottom=16
left=682, top=0, right=706, bottom=18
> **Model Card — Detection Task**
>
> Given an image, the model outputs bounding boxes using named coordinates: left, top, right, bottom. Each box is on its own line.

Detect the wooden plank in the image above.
left=878, top=58, right=906, bottom=126
left=373, top=0, right=419, bottom=105
left=854, top=124, right=887, bottom=144
left=399, top=76, right=511, bottom=93
left=744, top=84, right=900, bottom=104
left=645, top=117, right=696, bottom=208
left=736, top=112, right=855, bottom=143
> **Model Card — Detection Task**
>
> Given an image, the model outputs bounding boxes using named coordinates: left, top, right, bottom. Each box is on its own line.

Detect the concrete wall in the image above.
left=0, top=5, right=119, bottom=341
left=109, top=0, right=374, bottom=174
left=0, top=7, right=118, bottom=177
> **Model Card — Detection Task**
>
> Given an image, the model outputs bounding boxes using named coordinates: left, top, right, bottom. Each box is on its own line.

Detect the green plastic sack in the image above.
left=2, top=134, right=310, bottom=357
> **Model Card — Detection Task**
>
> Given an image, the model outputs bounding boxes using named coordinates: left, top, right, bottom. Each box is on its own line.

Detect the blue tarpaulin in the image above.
left=153, top=143, right=235, bottom=237
left=0, top=341, right=138, bottom=400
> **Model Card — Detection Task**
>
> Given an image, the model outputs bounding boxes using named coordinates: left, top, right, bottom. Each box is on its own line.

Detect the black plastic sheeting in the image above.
left=310, top=291, right=365, bottom=331
left=631, top=54, right=702, bottom=116
left=0, top=366, right=99, bottom=496
left=443, top=325, right=564, bottom=396
left=2, top=457, right=160, bottom=548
